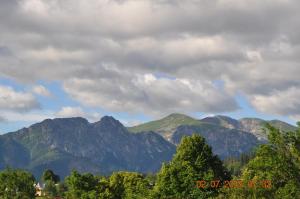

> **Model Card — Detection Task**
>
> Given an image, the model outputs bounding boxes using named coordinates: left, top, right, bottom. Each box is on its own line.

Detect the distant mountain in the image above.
left=171, top=125, right=259, bottom=158
left=268, top=120, right=297, bottom=131
left=238, top=118, right=296, bottom=141
left=129, top=114, right=297, bottom=158
left=130, top=114, right=296, bottom=142
left=129, top=114, right=262, bottom=158
left=201, top=116, right=270, bottom=141
left=0, top=116, right=175, bottom=179
left=201, top=115, right=240, bottom=129
left=0, top=114, right=296, bottom=179
left=128, top=113, right=202, bottom=140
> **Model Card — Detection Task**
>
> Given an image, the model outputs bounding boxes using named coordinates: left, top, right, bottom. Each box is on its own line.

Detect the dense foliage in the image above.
left=153, top=134, right=231, bottom=199
left=0, top=124, right=299, bottom=198
left=225, top=123, right=300, bottom=199
left=224, top=152, right=255, bottom=176
left=42, top=169, right=60, bottom=184
left=0, top=168, right=36, bottom=199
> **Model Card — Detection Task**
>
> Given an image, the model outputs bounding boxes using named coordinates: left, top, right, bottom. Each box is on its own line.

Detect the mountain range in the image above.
left=0, top=113, right=296, bottom=179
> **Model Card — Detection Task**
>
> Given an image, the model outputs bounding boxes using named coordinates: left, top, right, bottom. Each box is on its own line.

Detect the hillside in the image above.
left=129, top=114, right=263, bottom=158
left=128, top=113, right=202, bottom=140
left=130, top=114, right=296, bottom=141
left=0, top=116, right=175, bottom=179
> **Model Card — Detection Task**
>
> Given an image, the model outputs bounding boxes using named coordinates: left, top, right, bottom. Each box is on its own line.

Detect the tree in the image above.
left=56, top=182, right=68, bottom=197
left=43, top=180, right=58, bottom=198
left=64, top=170, right=153, bottom=199
left=227, top=123, right=300, bottom=199
left=153, top=134, right=231, bottom=199
left=109, top=172, right=151, bottom=199
left=65, top=170, right=98, bottom=198
left=42, top=169, right=60, bottom=184
left=0, top=168, right=36, bottom=199
left=224, top=152, right=255, bottom=177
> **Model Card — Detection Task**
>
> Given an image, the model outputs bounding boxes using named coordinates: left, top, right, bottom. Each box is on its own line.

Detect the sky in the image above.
left=1, top=0, right=300, bottom=133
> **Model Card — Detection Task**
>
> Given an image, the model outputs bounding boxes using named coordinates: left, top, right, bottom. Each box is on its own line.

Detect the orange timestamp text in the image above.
left=196, top=180, right=272, bottom=189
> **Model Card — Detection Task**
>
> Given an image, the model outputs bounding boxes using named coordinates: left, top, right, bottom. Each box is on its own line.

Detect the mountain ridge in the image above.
left=129, top=114, right=296, bottom=141
left=0, top=116, right=176, bottom=179
left=0, top=114, right=296, bottom=179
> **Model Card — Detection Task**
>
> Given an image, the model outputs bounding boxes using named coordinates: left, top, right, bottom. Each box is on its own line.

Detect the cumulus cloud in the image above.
left=56, top=106, right=101, bottom=122
left=0, top=85, right=40, bottom=112
left=1, top=111, right=52, bottom=123
left=63, top=70, right=238, bottom=117
left=0, top=0, right=300, bottom=119
left=251, top=87, right=300, bottom=117
left=32, top=85, right=52, bottom=97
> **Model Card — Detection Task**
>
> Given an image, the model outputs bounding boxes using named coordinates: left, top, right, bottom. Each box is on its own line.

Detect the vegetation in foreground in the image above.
left=0, top=123, right=299, bottom=199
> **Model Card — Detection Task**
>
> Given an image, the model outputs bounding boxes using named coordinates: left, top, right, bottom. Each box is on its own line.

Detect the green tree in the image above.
left=227, top=123, right=300, bottom=199
left=0, top=168, right=36, bottom=199
left=64, top=170, right=151, bottom=199
left=109, top=172, right=151, bottom=199
left=96, top=177, right=111, bottom=199
left=56, top=182, right=67, bottom=197
left=224, top=152, right=254, bottom=177
left=42, top=169, right=60, bottom=184
left=65, top=170, right=98, bottom=198
left=43, top=180, right=58, bottom=198
left=153, top=134, right=231, bottom=199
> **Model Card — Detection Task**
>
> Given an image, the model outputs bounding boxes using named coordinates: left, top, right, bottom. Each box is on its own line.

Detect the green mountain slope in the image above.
left=128, top=113, right=202, bottom=139
left=129, top=114, right=262, bottom=158
left=129, top=113, right=297, bottom=142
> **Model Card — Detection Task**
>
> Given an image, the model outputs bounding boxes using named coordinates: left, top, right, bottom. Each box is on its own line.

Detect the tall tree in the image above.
left=42, top=169, right=60, bottom=184
left=43, top=180, right=58, bottom=198
left=227, top=123, right=300, bottom=199
left=64, top=170, right=98, bottom=198
left=153, top=134, right=231, bottom=199
left=0, top=168, right=36, bottom=199
left=109, top=172, right=151, bottom=199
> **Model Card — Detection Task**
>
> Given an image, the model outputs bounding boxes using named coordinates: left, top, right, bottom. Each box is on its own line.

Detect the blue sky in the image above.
left=0, top=76, right=295, bottom=133
left=1, top=0, right=300, bottom=133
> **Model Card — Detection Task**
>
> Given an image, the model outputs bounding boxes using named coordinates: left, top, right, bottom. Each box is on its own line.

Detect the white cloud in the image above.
left=1, top=110, right=53, bottom=122
left=0, top=0, right=300, bottom=120
left=63, top=72, right=238, bottom=117
left=56, top=106, right=85, bottom=118
left=0, top=85, right=39, bottom=111
left=20, top=0, right=50, bottom=17
left=120, top=119, right=143, bottom=127
left=251, top=87, right=300, bottom=117
left=32, top=85, right=52, bottom=97
left=56, top=106, right=101, bottom=122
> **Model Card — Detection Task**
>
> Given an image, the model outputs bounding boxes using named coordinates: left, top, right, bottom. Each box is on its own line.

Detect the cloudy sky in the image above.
left=1, top=0, right=300, bottom=133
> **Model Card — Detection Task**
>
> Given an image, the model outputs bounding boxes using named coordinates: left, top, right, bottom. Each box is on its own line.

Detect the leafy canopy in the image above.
left=227, top=123, right=300, bottom=199
left=154, top=134, right=231, bottom=199
left=0, top=168, right=36, bottom=199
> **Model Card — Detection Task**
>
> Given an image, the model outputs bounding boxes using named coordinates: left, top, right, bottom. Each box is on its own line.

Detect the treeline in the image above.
left=0, top=123, right=300, bottom=199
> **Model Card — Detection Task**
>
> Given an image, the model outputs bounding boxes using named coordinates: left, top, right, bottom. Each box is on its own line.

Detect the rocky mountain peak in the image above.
left=99, top=116, right=123, bottom=127
left=38, top=117, right=89, bottom=126
left=201, top=115, right=239, bottom=129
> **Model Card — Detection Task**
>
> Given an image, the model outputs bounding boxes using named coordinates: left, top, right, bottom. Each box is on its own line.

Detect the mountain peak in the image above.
left=99, top=116, right=123, bottom=127
left=201, top=115, right=239, bottom=129
left=165, top=113, right=193, bottom=119
left=128, top=113, right=201, bottom=135
left=32, top=117, right=89, bottom=129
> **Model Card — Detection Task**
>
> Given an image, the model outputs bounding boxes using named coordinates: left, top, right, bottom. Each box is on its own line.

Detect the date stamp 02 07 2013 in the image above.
left=196, top=180, right=272, bottom=189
